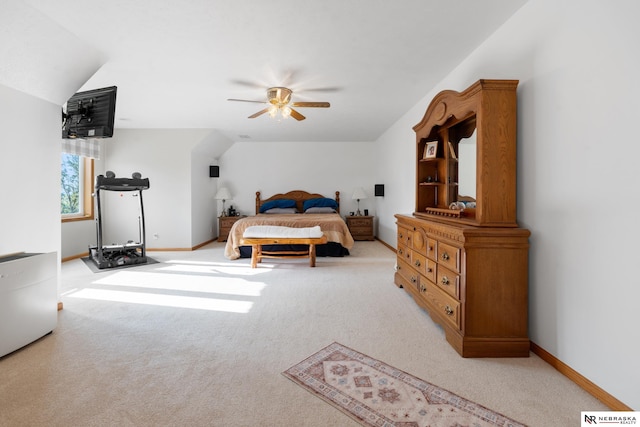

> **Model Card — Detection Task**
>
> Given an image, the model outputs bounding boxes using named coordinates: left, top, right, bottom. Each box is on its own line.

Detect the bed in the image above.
left=224, top=190, right=355, bottom=260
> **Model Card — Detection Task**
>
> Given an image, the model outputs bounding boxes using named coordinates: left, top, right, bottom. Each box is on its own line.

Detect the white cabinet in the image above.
left=0, top=252, right=57, bottom=357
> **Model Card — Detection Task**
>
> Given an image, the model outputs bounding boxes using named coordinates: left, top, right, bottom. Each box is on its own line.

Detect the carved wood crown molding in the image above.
left=413, top=79, right=519, bottom=141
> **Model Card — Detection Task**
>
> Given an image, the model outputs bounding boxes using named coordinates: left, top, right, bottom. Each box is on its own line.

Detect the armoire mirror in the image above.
left=456, top=129, right=476, bottom=201
left=447, top=116, right=477, bottom=204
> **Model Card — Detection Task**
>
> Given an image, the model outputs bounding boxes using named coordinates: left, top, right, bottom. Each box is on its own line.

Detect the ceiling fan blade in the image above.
left=248, top=108, right=269, bottom=119
left=291, top=102, right=330, bottom=108
left=298, top=86, right=342, bottom=93
left=290, top=108, right=306, bottom=121
left=230, top=79, right=265, bottom=89
left=228, top=98, right=268, bottom=104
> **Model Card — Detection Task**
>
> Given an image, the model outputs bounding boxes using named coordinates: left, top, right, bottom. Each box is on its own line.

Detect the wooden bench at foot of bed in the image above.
left=239, top=236, right=328, bottom=268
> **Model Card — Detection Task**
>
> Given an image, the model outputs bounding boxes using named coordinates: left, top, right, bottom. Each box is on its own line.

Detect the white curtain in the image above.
left=61, top=138, right=101, bottom=159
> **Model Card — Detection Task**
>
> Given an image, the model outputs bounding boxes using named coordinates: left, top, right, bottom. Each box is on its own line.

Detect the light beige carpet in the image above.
left=0, top=241, right=607, bottom=426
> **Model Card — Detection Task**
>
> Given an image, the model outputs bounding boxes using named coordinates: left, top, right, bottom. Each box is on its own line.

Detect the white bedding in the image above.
left=242, top=225, right=323, bottom=239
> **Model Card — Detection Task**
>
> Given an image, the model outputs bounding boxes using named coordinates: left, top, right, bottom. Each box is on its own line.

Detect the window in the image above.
left=61, top=153, right=94, bottom=222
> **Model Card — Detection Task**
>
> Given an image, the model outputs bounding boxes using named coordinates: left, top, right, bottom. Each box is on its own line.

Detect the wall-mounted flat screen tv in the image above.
left=62, top=86, right=117, bottom=139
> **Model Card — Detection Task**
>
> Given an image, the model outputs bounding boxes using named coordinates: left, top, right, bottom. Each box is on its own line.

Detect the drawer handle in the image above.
left=411, top=276, right=417, bottom=284
left=398, top=248, right=403, bottom=255
left=399, top=233, right=403, bottom=239
left=441, top=252, right=450, bottom=261
left=414, top=260, right=421, bottom=267
left=428, top=245, right=434, bottom=252
left=441, top=276, right=449, bottom=285
left=420, top=285, right=426, bottom=292
left=444, top=305, right=454, bottom=316
left=427, top=267, right=433, bottom=273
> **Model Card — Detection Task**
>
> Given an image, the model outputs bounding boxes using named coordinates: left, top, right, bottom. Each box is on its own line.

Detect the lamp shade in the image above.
left=352, top=187, right=367, bottom=200
left=215, top=187, right=231, bottom=200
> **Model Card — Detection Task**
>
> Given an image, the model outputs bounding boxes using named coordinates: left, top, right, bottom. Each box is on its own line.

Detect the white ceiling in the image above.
left=24, top=0, right=527, bottom=143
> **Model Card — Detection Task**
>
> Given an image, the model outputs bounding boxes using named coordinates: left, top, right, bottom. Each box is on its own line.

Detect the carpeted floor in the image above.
left=0, top=241, right=608, bottom=426
left=284, top=342, right=527, bottom=426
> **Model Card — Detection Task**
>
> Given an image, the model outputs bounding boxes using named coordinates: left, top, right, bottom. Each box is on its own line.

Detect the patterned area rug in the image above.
left=283, top=342, right=527, bottom=427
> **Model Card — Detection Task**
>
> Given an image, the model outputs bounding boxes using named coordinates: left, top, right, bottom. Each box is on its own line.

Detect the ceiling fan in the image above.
left=227, top=87, right=330, bottom=121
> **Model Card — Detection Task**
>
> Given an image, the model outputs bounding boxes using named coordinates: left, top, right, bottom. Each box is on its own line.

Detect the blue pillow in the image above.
left=259, top=199, right=296, bottom=213
left=303, top=198, right=338, bottom=212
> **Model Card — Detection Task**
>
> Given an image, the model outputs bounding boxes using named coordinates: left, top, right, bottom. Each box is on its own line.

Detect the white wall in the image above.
left=374, top=0, right=640, bottom=409
left=0, top=84, right=61, bottom=289
left=190, top=133, right=227, bottom=245
left=219, top=140, right=376, bottom=217
left=100, top=129, right=219, bottom=250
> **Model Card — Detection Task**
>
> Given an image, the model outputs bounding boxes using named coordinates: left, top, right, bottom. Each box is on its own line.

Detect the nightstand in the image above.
left=218, top=215, right=245, bottom=242
left=345, top=215, right=374, bottom=241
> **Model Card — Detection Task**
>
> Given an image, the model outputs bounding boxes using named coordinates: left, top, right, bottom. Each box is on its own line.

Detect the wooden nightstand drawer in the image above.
left=346, top=215, right=374, bottom=241
left=218, top=215, right=245, bottom=242
left=349, top=218, right=371, bottom=227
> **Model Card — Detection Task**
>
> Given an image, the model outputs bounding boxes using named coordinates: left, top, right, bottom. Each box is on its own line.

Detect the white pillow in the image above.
left=263, top=207, right=298, bottom=214
left=243, top=225, right=323, bottom=238
left=304, top=207, right=336, bottom=214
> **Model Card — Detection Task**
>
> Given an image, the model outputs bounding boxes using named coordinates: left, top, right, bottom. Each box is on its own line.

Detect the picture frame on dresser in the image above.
left=423, top=141, right=438, bottom=159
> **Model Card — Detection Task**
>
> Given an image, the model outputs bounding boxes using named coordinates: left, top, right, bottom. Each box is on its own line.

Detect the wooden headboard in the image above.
left=255, top=190, right=341, bottom=215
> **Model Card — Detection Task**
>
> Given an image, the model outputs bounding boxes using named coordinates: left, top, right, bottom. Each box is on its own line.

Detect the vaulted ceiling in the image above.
left=21, top=0, right=527, bottom=142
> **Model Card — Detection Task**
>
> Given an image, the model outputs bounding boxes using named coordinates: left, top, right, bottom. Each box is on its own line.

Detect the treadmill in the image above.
left=89, top=172, right=150, bottom=269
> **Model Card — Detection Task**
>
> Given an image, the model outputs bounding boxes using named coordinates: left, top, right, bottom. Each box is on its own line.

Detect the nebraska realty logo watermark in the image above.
left=582, top=411, right=638, bottom=425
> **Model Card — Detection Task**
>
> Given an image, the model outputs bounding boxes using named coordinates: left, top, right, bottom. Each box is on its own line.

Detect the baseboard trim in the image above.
left=530, top=341, right=632, bottom=410
left=376, top=237, right=396, bottom=253
left=62, top=239, right=218, bottom=262
left=62, top=252, right=88, bottom=263
left=191, top=239, right=215, bottom=250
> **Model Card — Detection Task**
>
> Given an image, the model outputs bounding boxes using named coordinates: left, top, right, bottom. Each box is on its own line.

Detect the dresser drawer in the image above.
left=411, top=251, right=436, bottom=283
left=397, top=225, right=412, bottom=247
left=436, top=241, right=461, bottom=273
left=426, top=237, right=437, bottom=261
left=436, top=265, right=460, bottom=299
left=396, top=258, right=419, bottom=291
left=424, top=283, right=461, bottom=331
left=397, top=242, right=411, bottom=264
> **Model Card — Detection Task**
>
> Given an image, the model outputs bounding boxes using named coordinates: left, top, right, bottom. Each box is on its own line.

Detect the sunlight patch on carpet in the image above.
left=67, top=288, right=253, bottom=313
left=283, top=342, right=527, bottom=427
left=92, top=270, right=267, bottom=296
left=161, top=259, right=271, bottom=276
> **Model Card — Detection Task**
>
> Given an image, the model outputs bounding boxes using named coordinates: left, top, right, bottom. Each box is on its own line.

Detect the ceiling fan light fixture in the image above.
left=228, top=85, right=327, bottom=121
